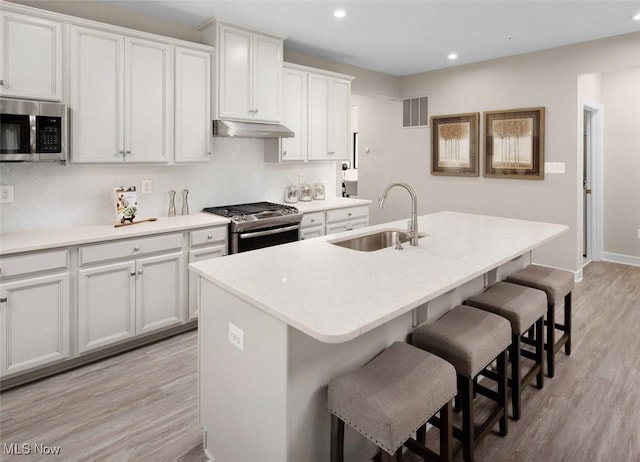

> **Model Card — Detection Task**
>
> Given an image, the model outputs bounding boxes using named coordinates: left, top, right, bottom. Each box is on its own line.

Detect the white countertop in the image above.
left=292, top=196, right=371, bottom=213
left=0, top=213, right=230, bottom=255
left=190, top=211, right=569, bottom=344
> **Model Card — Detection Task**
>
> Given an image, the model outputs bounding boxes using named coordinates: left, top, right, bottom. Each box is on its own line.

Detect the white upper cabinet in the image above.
left=279, top=66, right=307, bottom=161
left=175, top=47, right=212, bottom=163
left=70, top=27, right=172, bottom=164
left=200, top=20, right=283, bottom=123
left=0, top=11, right=62, bottom=101
left=308, top=73, right=351, bottom=161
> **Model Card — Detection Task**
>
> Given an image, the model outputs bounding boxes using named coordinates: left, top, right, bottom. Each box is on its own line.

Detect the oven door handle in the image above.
left=239, top=224, right=300, bottom=239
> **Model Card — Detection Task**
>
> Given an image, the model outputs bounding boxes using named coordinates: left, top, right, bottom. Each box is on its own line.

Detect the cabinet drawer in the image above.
left=301, top=212, right=325, bottom=228
left=79, top=233, right=183, bottom=265
left=0, top=249, right=69, bottom=278
left=326, top=206, right=369, bottom=224
left=189, top=226, right=227, bottom=248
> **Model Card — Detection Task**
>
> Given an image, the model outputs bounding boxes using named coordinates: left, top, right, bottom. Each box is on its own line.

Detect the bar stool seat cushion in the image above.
left=507, top=265, right=574, bottom=304
left=327, top=341, right=456, bottom=455
left=413, top=305, right=511, bottom=378
left=466, top=282, right=547, bottom=335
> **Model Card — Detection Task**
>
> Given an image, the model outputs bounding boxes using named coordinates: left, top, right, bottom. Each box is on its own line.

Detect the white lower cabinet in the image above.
left=187, top=226, right=227, bottom=319
left=77, top=235, right=184, bottom=353
left=300, top=212, right=325, bottom=240
left=300, top=205, right=369, bottom=240
left=0, top=250, right=70, bottom=378
left=325, top=206, right=369, bottom=235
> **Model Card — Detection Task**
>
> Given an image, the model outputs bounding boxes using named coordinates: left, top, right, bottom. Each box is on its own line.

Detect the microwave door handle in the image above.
left=29, top=114, right=37, bottom=154
left=239, top=224, right=300, bottom=239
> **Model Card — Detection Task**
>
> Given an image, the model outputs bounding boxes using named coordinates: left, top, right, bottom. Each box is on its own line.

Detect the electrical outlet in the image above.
left=299, top=172, right=306, bottom=184
left=228, top=322, right=244, bottom=351
left=141, top=179, right=152, bottom=195
left=637, top=228, right=640, bottom=240
left=1, top=185, right=14, bottom=203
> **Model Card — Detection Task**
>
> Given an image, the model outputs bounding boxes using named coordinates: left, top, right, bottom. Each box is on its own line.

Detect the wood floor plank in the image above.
left=0, top=261, right=638, bottom=461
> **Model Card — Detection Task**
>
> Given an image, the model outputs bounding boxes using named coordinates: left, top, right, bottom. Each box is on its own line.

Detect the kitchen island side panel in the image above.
left=199, top=279, right=288, bottom=461
left=287, top=311, right=414, bottom=461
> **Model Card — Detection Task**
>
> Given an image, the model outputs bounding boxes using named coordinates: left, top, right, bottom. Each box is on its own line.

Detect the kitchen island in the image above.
left=189, top=211, right=569, bottom=461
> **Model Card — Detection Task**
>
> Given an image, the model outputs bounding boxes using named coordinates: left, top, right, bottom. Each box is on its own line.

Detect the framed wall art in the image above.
left=431, top=112, right=479, bottom=176
left=484, top=107, right=545, bottom=179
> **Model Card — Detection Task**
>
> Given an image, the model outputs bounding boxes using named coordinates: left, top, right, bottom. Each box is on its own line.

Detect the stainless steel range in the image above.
left=202, top=201, right=302, bottom=254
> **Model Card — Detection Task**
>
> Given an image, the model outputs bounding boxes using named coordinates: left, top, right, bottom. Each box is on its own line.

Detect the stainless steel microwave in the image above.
left=0, top=98, right=67, bottom=162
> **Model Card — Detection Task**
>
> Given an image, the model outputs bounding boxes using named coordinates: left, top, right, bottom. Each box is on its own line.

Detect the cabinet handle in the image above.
left=126, top=150, right=131, bottom=154
left=0, top=297, right=7, bottom=303
left=0, top=80, right=4, bottom=86
left=348, top=213, right=352, bottom=217
left=310, top=219, right=315, bottom=223
left=119, top=150, right=125, bottom=154
left=137, top=270, right=143, bottom=275
left=207, top=235, right=213, bottom=240
left=130, top=272, right=136, bottom=277
left=282, top=151, right=287, bottom=156
left=133, top=247, right=140, bottom=252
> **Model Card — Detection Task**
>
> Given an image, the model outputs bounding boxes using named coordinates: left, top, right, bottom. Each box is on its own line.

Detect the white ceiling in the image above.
left=101, top=0, right=640, bottom=76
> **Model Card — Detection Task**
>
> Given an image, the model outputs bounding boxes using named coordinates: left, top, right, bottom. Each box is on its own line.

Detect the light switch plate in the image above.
left=545, top=162, right=565, bottom=174
left=140, top=179, right=152, bottom=195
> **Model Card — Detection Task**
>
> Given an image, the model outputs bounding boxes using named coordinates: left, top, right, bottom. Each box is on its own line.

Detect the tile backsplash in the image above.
left=0, top=137, right=337, bottom=232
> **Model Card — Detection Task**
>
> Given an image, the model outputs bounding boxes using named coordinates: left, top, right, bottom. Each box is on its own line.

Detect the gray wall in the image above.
left=353, top=33, right=640, bottom=273
left=601, top=67, right=640, bottom=259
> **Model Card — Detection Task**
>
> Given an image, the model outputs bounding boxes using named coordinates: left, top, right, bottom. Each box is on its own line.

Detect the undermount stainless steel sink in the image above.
left=330, top=228, right=426, bottom=252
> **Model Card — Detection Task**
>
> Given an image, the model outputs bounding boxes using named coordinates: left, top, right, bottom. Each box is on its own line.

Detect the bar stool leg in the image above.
left=497, top=350, right=509, bottom=437
left=564, top=293, right=572, bottom=355
left=536, top=317, right=544, bottom=389
left=330, top=414, right=344, bottom=462
left=511, top=333, right=522, bottom=421
left=460, top=376, right=474, bottom=462
left=440, top=401, right=453, bottom=462
left=546, top=302, right=556, bottom=378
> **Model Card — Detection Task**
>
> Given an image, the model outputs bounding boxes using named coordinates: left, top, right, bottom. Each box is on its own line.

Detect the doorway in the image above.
left=581, top=101, right=603, bottom=265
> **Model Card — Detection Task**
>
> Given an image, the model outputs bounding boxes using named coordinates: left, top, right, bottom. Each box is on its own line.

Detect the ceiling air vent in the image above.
left=402, top=96, right=429, bottom=128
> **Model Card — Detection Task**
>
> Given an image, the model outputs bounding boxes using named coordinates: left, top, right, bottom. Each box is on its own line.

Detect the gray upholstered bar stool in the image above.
left=327, top=341, right=457, bottom=462
left=465, top=281, right=546, bottom=421
left=412, top=305, right=511, bottom=462
left=507, top=264, right=574, bottom=378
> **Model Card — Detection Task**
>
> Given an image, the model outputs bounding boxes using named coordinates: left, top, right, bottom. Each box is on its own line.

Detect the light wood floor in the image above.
left=1, top=261, right=638, bottom=462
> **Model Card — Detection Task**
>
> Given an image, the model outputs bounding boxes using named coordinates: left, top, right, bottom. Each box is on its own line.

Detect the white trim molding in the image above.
left=602, top=252, right=640, bottom=267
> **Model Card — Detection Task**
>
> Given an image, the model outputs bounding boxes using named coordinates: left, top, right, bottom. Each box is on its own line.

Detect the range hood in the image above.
left=213, top=120, right=294, bottom=138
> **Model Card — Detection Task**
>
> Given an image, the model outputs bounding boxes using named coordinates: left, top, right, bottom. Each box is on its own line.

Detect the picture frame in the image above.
left=484, top=107, right=545, bottom=179
left=431, top=112, right=479, bottom=176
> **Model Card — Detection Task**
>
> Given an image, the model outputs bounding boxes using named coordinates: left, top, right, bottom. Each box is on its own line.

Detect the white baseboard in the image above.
left=602, top=252, right=640, bottom=267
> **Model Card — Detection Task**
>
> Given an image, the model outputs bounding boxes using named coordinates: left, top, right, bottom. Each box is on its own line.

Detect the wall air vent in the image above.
left=402, top=96, right=429, bottom=128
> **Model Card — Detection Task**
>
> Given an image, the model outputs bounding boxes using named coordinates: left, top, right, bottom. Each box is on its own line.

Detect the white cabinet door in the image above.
left=0, top=11, right=62, bottom=100
left=70, top=26, right=125, bottom=163
left=218, top=25, right=252, bottom=120
left=217, top=24, right=282, bottom=122
left=280, top=67, right=307, bottom=161
left=329, top=79, right=350, bottom=160
left=308, top=73, right=351, bottom=161
left=252, top=34, right=282, bottom=123
left=175, top=47, right=212, bottom=163
left=135, top=252, right=184, bottom=335
left=307, top=74, right=330, bottom=160
left=124, top=37, right=172, bottom=163
left=188, top=245, right=225, bottom=320
left=78, top=261, right=136, bottom=352
left=301, top=227, right=324, bottom=240
left=0, top=273, right=70, bottom=377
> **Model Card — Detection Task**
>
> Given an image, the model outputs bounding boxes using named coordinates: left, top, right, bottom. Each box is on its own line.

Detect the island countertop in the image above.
left=189, top=211, right=569, bottom=344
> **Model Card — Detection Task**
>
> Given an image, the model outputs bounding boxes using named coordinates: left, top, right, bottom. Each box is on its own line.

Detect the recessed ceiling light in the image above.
left=448, top=53, right=458, bottom=61
left=333, top=9, right=347, bottom=19
left=633, top=12, right=640, bottom=20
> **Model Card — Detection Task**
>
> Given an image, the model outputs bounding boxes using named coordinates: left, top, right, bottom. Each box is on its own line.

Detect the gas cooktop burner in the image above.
left=202, top=202, right=302, bottom=233
left=202, top=201, right=299, bottom=220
